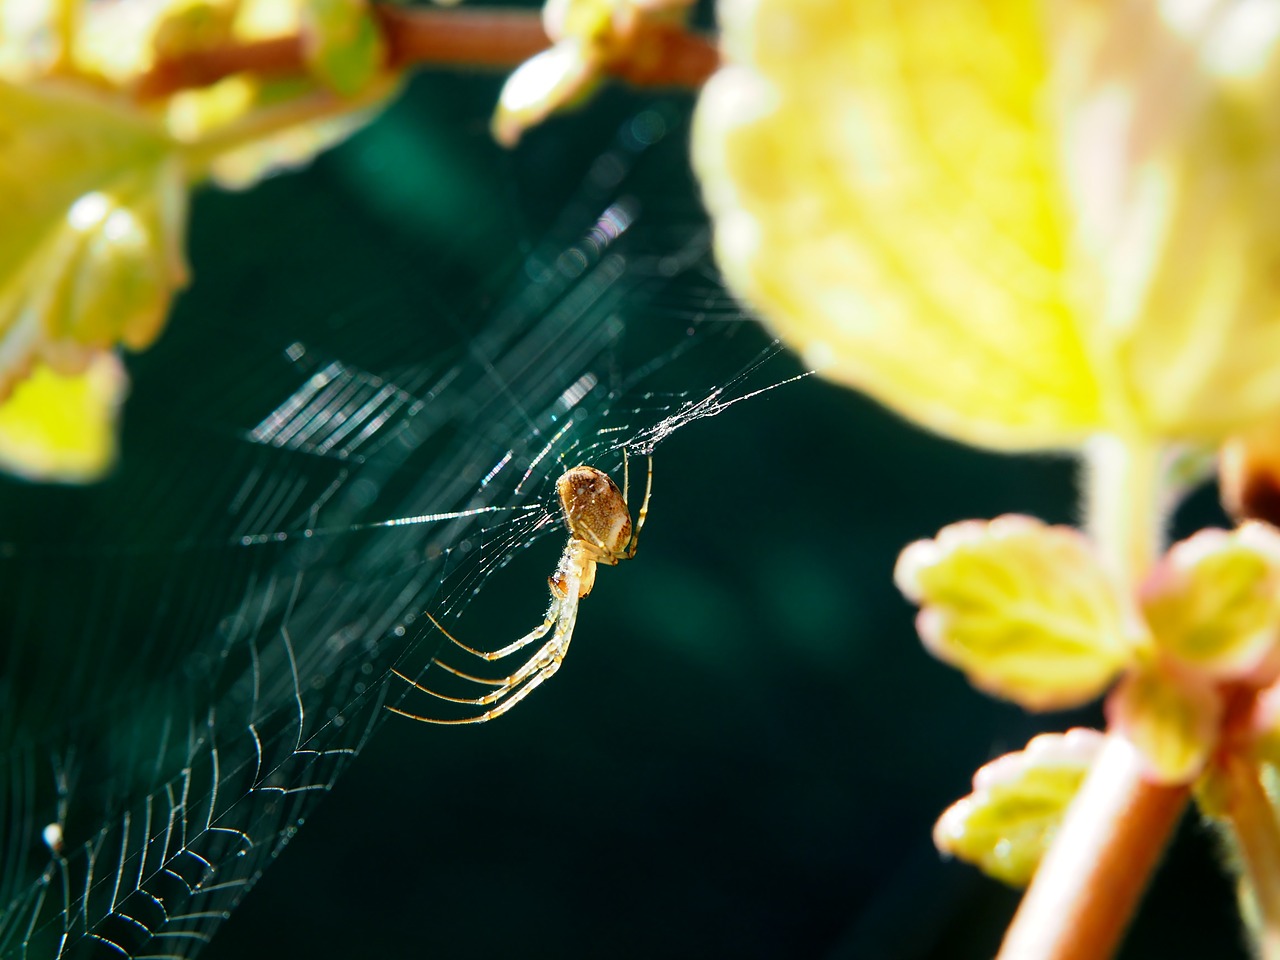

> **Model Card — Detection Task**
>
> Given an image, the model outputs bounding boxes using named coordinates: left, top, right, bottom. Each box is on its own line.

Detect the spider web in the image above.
left=0, top=92, right=799, bottom=960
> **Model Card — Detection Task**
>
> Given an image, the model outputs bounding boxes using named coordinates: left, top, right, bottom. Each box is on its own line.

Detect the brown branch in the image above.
left=996, top=734, right=1189, bottom=960
left=374, top=5, right=550, bottom=71
left=135, top=5, right=719, bottom=102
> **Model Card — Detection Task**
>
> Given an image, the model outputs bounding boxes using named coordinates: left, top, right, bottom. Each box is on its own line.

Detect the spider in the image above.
left=387, top=453, right=652, bottom=724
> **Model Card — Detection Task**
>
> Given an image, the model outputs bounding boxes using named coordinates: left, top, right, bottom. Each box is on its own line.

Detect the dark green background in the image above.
left=8, top=42, right=1251, bottom=960
left=197, top=71, right=1242, bottom=959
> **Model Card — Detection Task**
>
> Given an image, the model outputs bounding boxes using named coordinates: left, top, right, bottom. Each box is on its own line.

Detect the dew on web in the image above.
left=0, top=97, right=805, bottom=960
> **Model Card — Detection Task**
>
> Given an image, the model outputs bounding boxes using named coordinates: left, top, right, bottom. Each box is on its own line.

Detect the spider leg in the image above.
left=419, top=630, right=563, bottom=706
left=401, top=644, right=556, bottom=707
left=428, top=659, right=505, bottom=686
left=389, top=655, right=565, bottom=725
left=623, top=454, right=653, bottom=559
left=389, top=590, right=582, bottom=724
left=386, top=650, right=547, bottom=714
left=425, top=607, right=556, bottom=661
left=386, top=608, right=559, bottom=713
left=388, top=663, right=517, bottom=711
left=463, top=656, right=564, bottom=722
left=389, top=608, right=561, bottom=707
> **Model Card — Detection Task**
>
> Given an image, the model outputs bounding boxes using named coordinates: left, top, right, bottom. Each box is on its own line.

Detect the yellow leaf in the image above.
left=895, top=515, right=1136, bottom=710
left=693, top=0, right=1280, bottom=450
left=0, top=354, right=127, bottom=483
left=0, top=80, right=189, bottom=396
left=1141, top=524, right=1280, bottom=682
left=1107, top=665, right=1221, bottom=784
left=300, top=0, right=385, bottom=97
left=152, top=1, right=238, bottom=62
left=934, top=729, right=1104, bottom=887
left=544, top=0, right=616, bottom=43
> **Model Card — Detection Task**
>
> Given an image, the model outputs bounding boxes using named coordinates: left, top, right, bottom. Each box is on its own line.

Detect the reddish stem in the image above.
left=374, top=6, right=550, bottom=71
left=996, top=734, right=1189, bottom=960
left=136, top=6, right=719, bottom=101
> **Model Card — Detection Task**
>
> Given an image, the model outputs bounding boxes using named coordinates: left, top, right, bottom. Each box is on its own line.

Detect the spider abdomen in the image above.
left=557, top=465, right=633, bottom=557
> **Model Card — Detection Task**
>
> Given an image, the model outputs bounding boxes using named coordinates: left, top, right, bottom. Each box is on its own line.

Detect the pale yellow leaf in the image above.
left=896, top=515, right=1136, bottom=710
left=1142, top=524, right=1280, bottom=682
left=935, top=729, right=1104, bottom=887
left=694, top=0, right=1280, bottom=449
